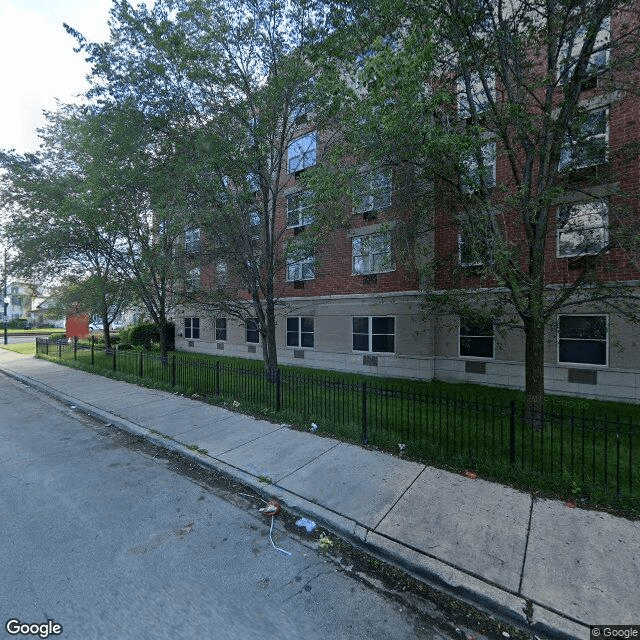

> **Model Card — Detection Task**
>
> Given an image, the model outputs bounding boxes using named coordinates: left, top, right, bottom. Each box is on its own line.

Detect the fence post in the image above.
left=275, top=368, right=281, bottom=412
left=91, top=336, right=94, bottom=366
left=139, top=349, right=143, bottom=378
left=58, top=341, right=62, bottom=359
left=171, top=355, right=176, bottom=387
left=73, top=336, right=77, bottom=360
left=112, top=348, right=116, bottom=372
left=362, top=381, right=368, bottom=444
left=509, top=400, right=516, bottom=464
left=46, top=339, right=49, bottom=356
left=215, top=360, right=220, bottom=396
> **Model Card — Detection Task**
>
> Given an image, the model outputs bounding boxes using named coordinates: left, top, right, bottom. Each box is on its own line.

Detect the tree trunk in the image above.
left=159, top=321, right=168, bottom=363
left=523, top=318, right=545, bottom=428
left=102, top=312, right=111, bottom=350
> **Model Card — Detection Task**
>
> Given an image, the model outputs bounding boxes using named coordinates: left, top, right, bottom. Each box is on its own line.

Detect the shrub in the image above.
left=48, top=332, right=66, bottom=341
left=129, top=323, right=159, bottom=350
left=118, top=343, right=133, bottom=350
left=8, top=318, right=28, bottom=329
left=128, top=322, right=175, bottom=351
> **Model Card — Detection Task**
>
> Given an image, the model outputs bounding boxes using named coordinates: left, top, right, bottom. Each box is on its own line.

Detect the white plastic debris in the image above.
left=295, top=518, right=317, bottom=533
left=310, top=423, right=318, bottom=432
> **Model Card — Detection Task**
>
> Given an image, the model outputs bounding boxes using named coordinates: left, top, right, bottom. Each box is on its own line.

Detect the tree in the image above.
left=0, top=106, right=134, bottom=349
left=315, top=0, right=640, bottom=415
left=67, top=0, right=330, bottom=378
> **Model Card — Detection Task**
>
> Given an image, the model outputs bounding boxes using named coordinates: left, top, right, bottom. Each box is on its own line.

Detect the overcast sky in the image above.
left=0, top=0, right=113, bottom=154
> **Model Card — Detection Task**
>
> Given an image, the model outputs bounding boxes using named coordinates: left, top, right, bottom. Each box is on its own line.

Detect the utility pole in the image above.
left=3, top=249, right=8, bottom=345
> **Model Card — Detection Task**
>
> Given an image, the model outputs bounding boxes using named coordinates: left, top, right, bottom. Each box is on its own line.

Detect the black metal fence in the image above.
left=37, top=337, right=638, bottom=500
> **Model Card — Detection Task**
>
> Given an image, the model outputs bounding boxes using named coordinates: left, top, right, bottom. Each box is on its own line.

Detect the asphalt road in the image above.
left=0, top=373, right=455, bottom=640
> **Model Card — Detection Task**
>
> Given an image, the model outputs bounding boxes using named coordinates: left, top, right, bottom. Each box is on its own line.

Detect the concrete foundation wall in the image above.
left=175, top=292, right=640, bottom=403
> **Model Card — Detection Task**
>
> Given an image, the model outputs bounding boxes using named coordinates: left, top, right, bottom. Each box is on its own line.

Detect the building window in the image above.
left=288, top=132, right=316, bottom=173
left=352, top=316, right=395, bottom=353
left=184, top=228, right=200, bottom=253
left=215, top=317, right=227, bottom=341
left=462, top=141, right=496, bottom=192
left=246, top=318, right=260, bottom=343
left=353, top=169, right=392, bottom=215
left=286, top=317, right=314, bottom=348
left=184, top=317, right=200, bottom=340
left=286, top=252, right=315, bottom=281
left=557, top=200, right=608, bottom=258
left=352, top=232, right=393, bottom=275
left=215, top=261, right=228, bottom=287
left=246, top=172, right=260, bottom=193
left=459, top=319, right=494, bottom=358
left=559, top=108, right=608, bottom=171
left=186, top=267, right=200, bottom=292
left=458, top=233, right=483, bottom=267
left=558, top=315, right=607, bottom=365
left=559, top=16, right=610, bottom=82
left=286, top=191, right=314, bottom=227
left=457, top=70, right=495, bottom=119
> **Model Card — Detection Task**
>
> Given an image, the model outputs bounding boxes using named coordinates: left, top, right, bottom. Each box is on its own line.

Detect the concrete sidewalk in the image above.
left=1, top=350, right=638, bottom=639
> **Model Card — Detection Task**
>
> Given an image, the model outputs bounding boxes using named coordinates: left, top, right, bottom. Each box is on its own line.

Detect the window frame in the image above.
left=558, top=15, right=611, bottom=83
left=184, top=317, right=200, bottom=340
left=462, top=140, right=496, bottom=193
left=286, top=316, right=315, bottom=349
left=184, top=228, right=201, bottom=253
left=559, top=107, right=609, bottom=171
left=558, top=314, right=608, bottom=367
left=246, top=318, right=260, bottom=344
left=352, top=316, right=396, bottom=354
left=458, top=232, right=484, bottom=267
left=287, top=132, right=317, bottom=174
left=351, top=232, right=394, bottom=275
left=215, top=317, right=227, bottom=342
left=459, top=318, right=494, bottom=359
left=556, top=199, right=608, bottom=258
left=457, top=70, right=495, bottom=119
left=186, top=266, right=201, bottom=292
left=286, top=190, right=315, bottom=228
left=353, top=168, right=393, bottom=215
left=285, top=250, right=315, bottom=282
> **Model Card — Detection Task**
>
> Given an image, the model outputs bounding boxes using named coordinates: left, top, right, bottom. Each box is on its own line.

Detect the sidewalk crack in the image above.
left=372, top=465, right=426, bottom=531
left=518, top=494, right=535, bottom=595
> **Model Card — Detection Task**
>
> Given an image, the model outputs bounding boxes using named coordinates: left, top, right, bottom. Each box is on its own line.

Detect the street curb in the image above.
left=0, top=364, right=589, bottom=640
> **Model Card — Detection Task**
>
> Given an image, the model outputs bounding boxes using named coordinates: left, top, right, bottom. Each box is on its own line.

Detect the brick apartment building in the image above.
left=175, top=5, right=640, bottom=403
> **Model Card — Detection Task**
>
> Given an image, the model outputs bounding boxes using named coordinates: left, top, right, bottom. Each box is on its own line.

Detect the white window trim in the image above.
left=184, top=228, right=200, bottom=253
left=186, top=267, right=201, bottom=292
left=458, top=319, right=495, bottom=360
left=558, top=16, right=611, bottom=83
left=458, top=232, right=484, bottom=267
left=352, top=316, right=396, bottom=354
left=353, top=168, right=393, bottom=215
left=457, top=70, right=496, bottom=119
left=288, top=132, right=317, bottom=174
left=286, top=316, right=315, bottom=349
left=462, top=140, right=496, bottom=194
left=286, top=190, right=315, bottom=228
left=556, top=199, right=608, bottom=258
left=285, top=253, right=315, bottom=282
left=557, top=314, right=608, bottom=367
left=214, top=317, right=227, bottom=342
left=559, top=107, right=609, bottom=171
left=351, top=232, right=394, bottom=275
left=184, top=317, right=200, bottom=340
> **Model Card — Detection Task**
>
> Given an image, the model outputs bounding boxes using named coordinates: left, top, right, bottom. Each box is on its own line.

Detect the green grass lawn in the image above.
left=35, top=339, right=640, bottom=514
left=0, top=342, right=37, bottom=355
